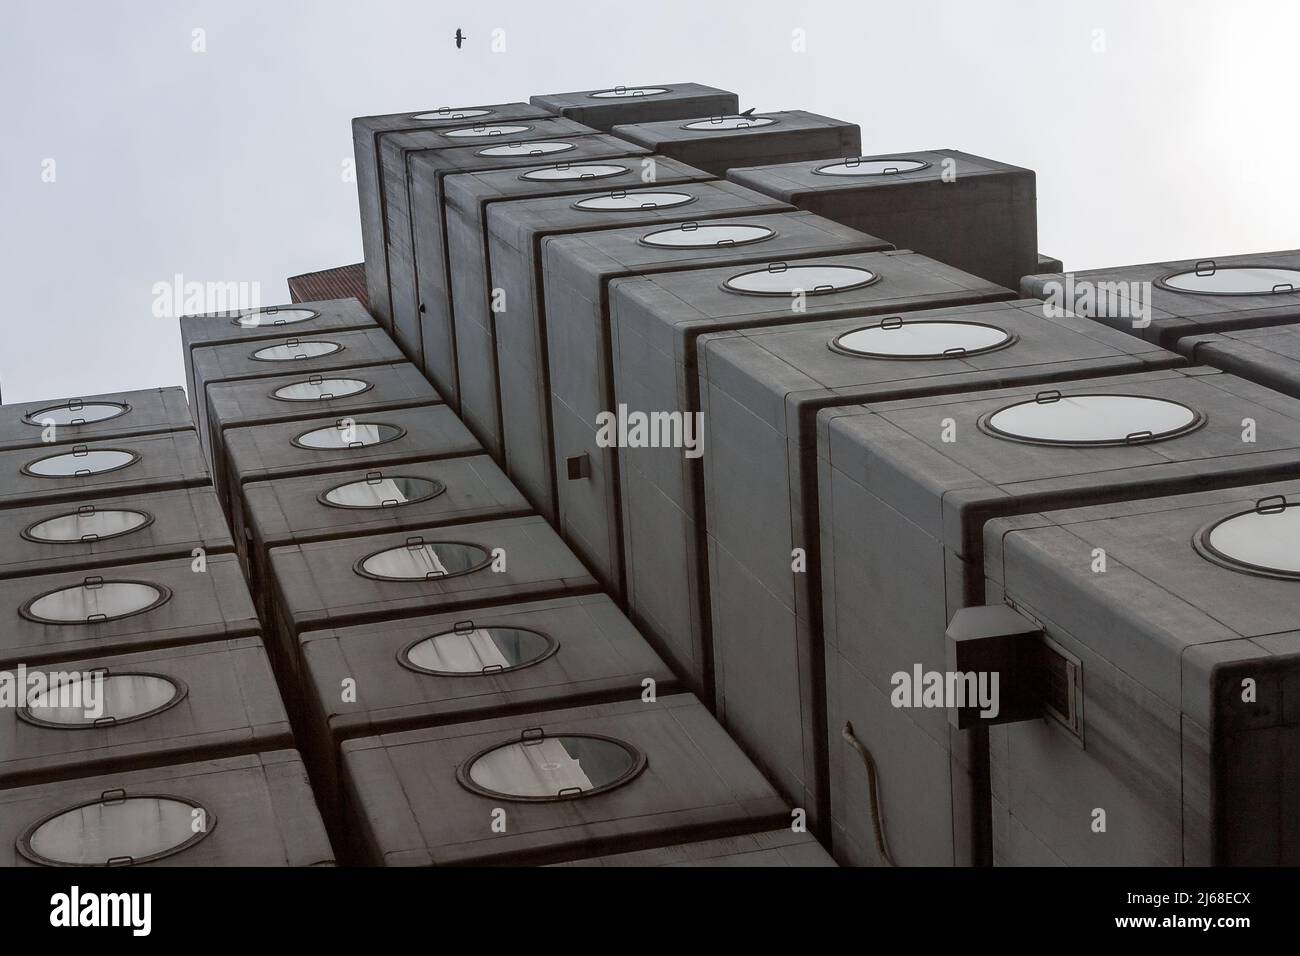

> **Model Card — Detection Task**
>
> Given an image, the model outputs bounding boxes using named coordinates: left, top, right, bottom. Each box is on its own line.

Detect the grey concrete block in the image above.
left=1021, top=248, right=1300, bottom=347
left=1, top=387, right=192, bottom=452
left=0, top=429, right=210, bottom=512
left=299, top=593, right=675, bottom=816
left=1179, top=323, right=1300, bottom=400
left=611, top=110, right=861, bottom=177
left=340, top=694, right=788, bottom=865
left=0, top=552, right=258, bottom=669
left=983, top=477, right=1300, bottom=864
left=818, top=367, right=1300, bottom=864
left=609, top=250, right=1013, bottom=698
left=180, top=299, right=375, bottom=410
left=204, top=361, right=439, bottom=514
left=0, top=485, right=233, bottom=580
left=697, top=299, right=1182, bottom=833
left=550, top=828, right=835, bottom=866
left=448, top=149, right=701, bottom=458
left=531, top=83, right=738, bottom=131
left=352, top=103, right=552, bottom=326
left=729, top=150, right=1038, bottom=290
left=0, top=749, right=332, bottom=866
left=379, top=118, right=598, bottom=368
left=223, top=403, right=479, bottom=553
left=0, top=636, right=290, bottom=788
left=487, top=178, right=790, bottom=518
left=190, top=326, right=404, bottom=466
left=545, top=211, right=887, bottom=594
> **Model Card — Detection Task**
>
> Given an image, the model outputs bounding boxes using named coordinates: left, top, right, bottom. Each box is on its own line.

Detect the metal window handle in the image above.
left=1125, top=429, right=1154, bottom=444
left=69, top=398, right=84, bottom=411
left=453, top=620, right=475, bottom=633
left=365, top=471, right=383, bottom=483
left=556, top=786, right=584, bottom=799
left=1274, top=283, right=1295, bottom=293
left=481, top=663, right=505, bottom=675
left=73, top=445, right=89, bottom=456
left=309, top=374, right=323, bottom=385
left=841, top=722, right=896, bottom=867
left=943, top=346, right=969, bottom=357
left=1034, top=389, right=1062, bottom=404
left=78, top=504, right=96, bottom=515
left=1256, top=495, right=1289, bottom=514
left=106, top=855, right=135, bottom=866
left=101, top=788, right=128, bottom=804
left=767, top=261, right=789, bottom=274
left=93, top=715, right=118, bottom=727
left=84, top=575, right=104, bottom=588
left=1195, top=259, right=1217, bottom=276
left=520, top=727, right=546, bottom=744
left=405, top=536, right=425, bottom=549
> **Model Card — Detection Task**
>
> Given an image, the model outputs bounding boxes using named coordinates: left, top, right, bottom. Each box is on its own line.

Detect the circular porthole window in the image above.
left=20, top=580, right=171, bottom=625
left=640, top=223, right=776, bottom=249
left=23, top=508, right=153, bottom=544
left=251, top=340, right=343, bottom=362
left=682, top=115, right=776, bottom=130
left=293, top=421, right=405, bottom=450
left=477, top=141, right=576, bottom=158
left=320, top=474, right=444, bottom=508
left=443, top=123, right=532, bottom=138
left=23, top=401, right=129, bottom=427
left=520, top=163, right=629, bottom=182
left=723, top=263, right=878, bottom=296
left=400, top=625, right=557, bottom=676
left=1194, top=497, right=1300, bottom=580
left=411, top=107, right=492, bottom=121
left=458, top=731, right=646, bottom=801
left=23, top=448, right=139, bottom=479
left=814, top=158, right=929, bottom=176
left=17, top=793, right=214, bottom=866
left=573, top=190, right=695, bottom=212
left=19, top=673, right=187, bottom=729
left=589, top=86, right=669, bottom=99
left=1157, top=263, right=1300, bottom=296
left=831, top=319, right=1015, bottom=359
left=271, top=378, right=370, bottom=402
left=980, top=393, right=1205, bottom=447
left=355, top=540, right=491, bottom=581
left=231, top=307, right=317, bottom=329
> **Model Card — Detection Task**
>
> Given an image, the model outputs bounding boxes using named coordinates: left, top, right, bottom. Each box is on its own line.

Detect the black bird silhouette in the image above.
left=454, top=28, right=467, bottom=48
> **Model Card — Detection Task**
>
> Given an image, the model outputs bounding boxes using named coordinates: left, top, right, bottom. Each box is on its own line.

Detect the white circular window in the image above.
left=574, top=190, right=695, bottom=211
left=24, top=508, right=152, bottom=543
left=640, top=223, right=775, bottom=249
left=521, top=163, right=630, bottom=182
left=459, top=732, right=645, bottom=800
left=723, top=263, right=877, bottom=296
left=411, top=107, right=492, bottom=121
left=682, top=115, right=776, bottom=130
left=832, top=320, right=1014, bottom=359
left=1197, top=498, right=1300, bottom=579
left=23, top=402, right=128, bottom=427
left=321, top=474, right=443, bottom=508
left=477, top=141, right=576, bottom=157
left=294, top=421, right=404, bottom=450
left=252, top=340, right=342, bottom=361
left=21, top=673, right=185, bottom=728
left=19, top=794, right=213, bottom=866
left=356, top=541, right=491, bottom=580
left=401, top=625, right=556, bottom=675
left=22, top=580, right=169, bottom=624
left=443, top=123, right=531, bottom=138
left=272, top=378, right=370, bottom=401
left=589, top=87, right=669, bottom=99
left=1158, top=264, right=1300, bottom=295
left=982, top=393, right=1204, bottom=446
left=24, top=448, right=137, bottom=478
left=233, top=307, right=316, bottom=328
left=815, top=158, right=929, bottom=176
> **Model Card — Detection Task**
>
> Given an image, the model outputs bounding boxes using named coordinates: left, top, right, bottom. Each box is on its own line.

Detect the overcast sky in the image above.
left=3, top=0, right=1298, bottom=405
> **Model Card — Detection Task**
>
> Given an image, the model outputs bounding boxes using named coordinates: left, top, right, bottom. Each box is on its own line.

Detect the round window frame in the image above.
left=17, top=671, right=190, bottom=730
left=20, top=448, right=142, bottom=480
left=975, top=392, right=1208, bottom=447
left=517, top=163, right=631, bottom=184
left=679, top=115, right=777, bottom=131
left=407, top=107, right=494, bottom=123
left=18, top=579, right=173, bottom=626
left=227, top=307, right=320, bottom=329
left=828, top=319, right=1018, bottom=361
left=570, top=190, right=698, bottom=213
left=1154, top=263, right=1300, bottom=297
left=475, top=141, right=578, bottom=159
left=637, top=222, right=778, bottom=250
left=16, top=791, right=216, bottom=867
left=1191, top=498, right=1300, bottom=581
left=721, top=264, right=881, bottom=298
left=267, top=377, right=374, bottom=404
left=248, top=340, right=345, bottom=364
left=588, top=86, right=671, bottom=99
left=397, top=625, right=559, bottom=677
left=352, top=539, right=493, bottom=582
left=317, top=473, right=445, bottom=510
left=21, top=508, right=155, bottom=545
left=455, top=731, right=647, bottom=802
left=290, top=421, right=407, bottom=452
left=22, top=401, right=131, bottom=428
left=811, top=157, right=932, bottom=177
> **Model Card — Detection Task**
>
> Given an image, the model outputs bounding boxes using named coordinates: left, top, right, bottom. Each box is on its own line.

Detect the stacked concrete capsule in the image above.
left=0, top=388, right=331, bottom=866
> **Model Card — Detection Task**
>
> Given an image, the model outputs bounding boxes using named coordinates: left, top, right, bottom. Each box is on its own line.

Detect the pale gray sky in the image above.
left=3, top=0, right=1298, bottom=404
